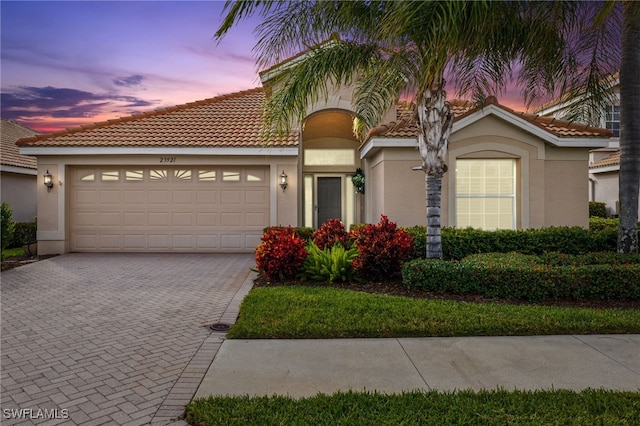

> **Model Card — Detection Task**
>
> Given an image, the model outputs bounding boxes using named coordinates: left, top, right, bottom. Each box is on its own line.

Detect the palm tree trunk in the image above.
left=618, top=0, right=640, bottom=253
left=416, top=80, right=453, bottom=259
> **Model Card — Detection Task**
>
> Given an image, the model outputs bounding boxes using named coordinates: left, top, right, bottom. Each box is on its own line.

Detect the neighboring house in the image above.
left=535, top=74, right=633, bottom=217
left=1, top=118, right=38, bottom=222
left=17, top=65, right=610, bottom=255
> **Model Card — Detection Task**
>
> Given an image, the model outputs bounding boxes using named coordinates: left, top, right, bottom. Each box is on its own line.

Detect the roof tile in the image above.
left=1, top=119, right=38, bottom=169
left=17, top=88, right=299, bottom=148
left=590, top=151, right=620, bottom=168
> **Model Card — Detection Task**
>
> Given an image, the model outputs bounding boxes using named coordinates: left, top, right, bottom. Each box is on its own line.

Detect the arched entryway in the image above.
left=300, top=110, right=363, bottom=229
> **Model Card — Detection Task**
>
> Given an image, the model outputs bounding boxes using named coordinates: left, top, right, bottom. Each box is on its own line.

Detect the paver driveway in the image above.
left=1, top=253, right=255, bottom=425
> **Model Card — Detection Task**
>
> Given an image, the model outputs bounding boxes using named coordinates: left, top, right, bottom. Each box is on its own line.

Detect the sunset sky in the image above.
left=2, top=1, right=529, bottom=134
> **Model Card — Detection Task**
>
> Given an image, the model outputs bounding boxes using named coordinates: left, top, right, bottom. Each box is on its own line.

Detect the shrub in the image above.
left=405, top=225, right=620, bottom=260
left=1, top=202, right=14, bottom=250
left=263, top=226, right=314, bottom=242
left=402, top=252, right=640, bottom=303
left=255, top=227, right=308, bottom=281
left=589, top=201, right=608, bottom=218
left=302, top=241, right=358, bottom=283
left=311, top=218, right=351, bottom=250
left=350, top=215, right=413, bottom=281
left=13, top=221, right=37, bottom=246
left=589, top=217, right=619, bottom=232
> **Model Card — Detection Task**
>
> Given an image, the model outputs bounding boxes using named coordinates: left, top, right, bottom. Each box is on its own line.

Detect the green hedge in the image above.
left=12, top=222, right=37, bottom=246
left=589, top=201, right=607, bottom=218
left=402, top=252, right=640, bottom=302
left=404, top=222, right=622, bottom=260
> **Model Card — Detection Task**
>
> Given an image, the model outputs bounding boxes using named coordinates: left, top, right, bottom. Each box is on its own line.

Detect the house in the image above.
left=1, top=119, right=39, bottom=222
left=534, top=74, right=633, bottom=217
left=17, top=70, right=610, bottom=255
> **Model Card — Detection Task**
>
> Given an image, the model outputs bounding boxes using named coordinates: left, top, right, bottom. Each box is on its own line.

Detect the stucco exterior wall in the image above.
left=590, top=171, right=621, bottom=216
left=363, top=114, right=594, bottom=230
left=34, top=154, right=297, bottom=254
left=1, top=171, right=37, bottom=222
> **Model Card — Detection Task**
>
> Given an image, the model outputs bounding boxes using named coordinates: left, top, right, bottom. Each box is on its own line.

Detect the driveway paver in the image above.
left=1, top=253, right=254, bottom=425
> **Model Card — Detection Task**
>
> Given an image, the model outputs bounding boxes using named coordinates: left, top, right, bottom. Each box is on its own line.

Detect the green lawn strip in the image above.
left=227, top=286, right=640, bottom=339
left=1, top=247, right=24, bottom=261
left=186, top=389, right=640, bottom=425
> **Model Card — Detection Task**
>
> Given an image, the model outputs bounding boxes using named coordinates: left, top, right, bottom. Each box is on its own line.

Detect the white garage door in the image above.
left=69, top=166, right=269, bottom=252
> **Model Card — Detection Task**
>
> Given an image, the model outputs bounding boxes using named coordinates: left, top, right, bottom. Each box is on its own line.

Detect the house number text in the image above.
left=160, top=157, right=176, bottom=163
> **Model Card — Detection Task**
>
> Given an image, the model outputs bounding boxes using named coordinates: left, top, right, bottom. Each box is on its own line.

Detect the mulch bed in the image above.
left=1, top=255, right=57, bottom=271
left=254, top=275, right=640, bottom=311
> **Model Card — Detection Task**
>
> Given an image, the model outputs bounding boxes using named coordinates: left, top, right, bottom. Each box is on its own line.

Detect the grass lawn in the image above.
left=227, top=286, right=640, bottom=339
left=1, top=247, right=24, bottom=261
left=186, top=389, right=640, bottom=425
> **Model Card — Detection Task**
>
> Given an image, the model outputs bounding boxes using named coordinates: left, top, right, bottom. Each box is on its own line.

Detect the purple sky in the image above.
left=1, top=1, right=529, bottom=134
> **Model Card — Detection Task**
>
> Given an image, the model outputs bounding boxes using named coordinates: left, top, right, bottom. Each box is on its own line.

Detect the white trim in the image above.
left=590, top=165, right=619, bottom=174
left=19, top=147, right=299, bottom=156
left=452, top=104, right=608, bottom=149
left=360, top=138, right=417, bottom=158
left=0, top=165, right=37, bottom=175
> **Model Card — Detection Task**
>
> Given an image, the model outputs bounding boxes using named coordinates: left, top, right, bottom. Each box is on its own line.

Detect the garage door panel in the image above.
left=70, top=166, right=269, bottom=252
left=124, top=190, right=146, bottom=203
left=196, top=190, right=218, bottom=204
left=99, top=212, right=121, bottom=226
left=220, top=212, right=242, bottom=227
left=75, top=190, right=98, bottom=204
left=99, top=190, right=121, bottom=204
left=220, top=234, right=242, bottom=249
left=123, top=212, right=146, bottom=226
left=245, top=212, right=267, bottom=227
left=196, top=234, right=218, bottom=249
left=148, top=190, right=170, bottom=203
left=148, top=212, right=170, bottom=226
left=172, top=190, right=193, bottom=204
left=99, top=234, right=122, bottom=249
left=124, top=235, right=146, bottom=249
left=245, top=190, right=267, bottom=204
left=75, top=212, right=98, bottom=227
left=196, top=212, right=218, bottom=226
left=148, top=235, right=170, bottom=249
left=172, top=212, right=193, bottom=226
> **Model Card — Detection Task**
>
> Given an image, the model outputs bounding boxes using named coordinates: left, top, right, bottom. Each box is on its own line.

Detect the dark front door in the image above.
left=317, top=177, right=341, bottom=227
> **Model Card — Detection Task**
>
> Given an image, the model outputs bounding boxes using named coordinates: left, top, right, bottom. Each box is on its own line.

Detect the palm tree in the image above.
left=618, top=1, right=639, bottom=253
left=215, top=1, right=630, bottom=257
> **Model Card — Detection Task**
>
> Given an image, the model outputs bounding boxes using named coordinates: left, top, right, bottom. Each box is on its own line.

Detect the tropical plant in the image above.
left=215, top=0, right=635, bottom=256
left=349, top=215, right=413, bottom=281
left=255, top=226, right=308, bottom=281
left=302, top=241, right=358, bottom=284
left=311, top=218, right=351, bottom=250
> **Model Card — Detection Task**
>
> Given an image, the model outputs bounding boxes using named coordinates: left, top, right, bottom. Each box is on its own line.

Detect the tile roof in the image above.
left=1, top=119, right=38, bottom=169
left=368, top=96, right=612, bottom=139
left=17, top=88, right=299, bottom=148
left=590, top=150, right=620, bottom=169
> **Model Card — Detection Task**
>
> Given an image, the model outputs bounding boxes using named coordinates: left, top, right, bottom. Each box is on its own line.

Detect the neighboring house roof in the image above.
left=533, top=72, right=620, bottom=116
left=590, top=150, right=620, bottom=169
left=368, top=96, right=612, bottom=140
left=17, top=88, right=298, bottom=149
left=1, top=119, right=38, bottom=170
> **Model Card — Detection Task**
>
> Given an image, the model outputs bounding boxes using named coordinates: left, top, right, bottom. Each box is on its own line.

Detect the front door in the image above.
left=317, top=177, right=341, bottom=227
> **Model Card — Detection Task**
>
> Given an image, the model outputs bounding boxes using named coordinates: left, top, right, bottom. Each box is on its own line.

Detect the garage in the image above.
left=69, top=165, right=270, bottom=252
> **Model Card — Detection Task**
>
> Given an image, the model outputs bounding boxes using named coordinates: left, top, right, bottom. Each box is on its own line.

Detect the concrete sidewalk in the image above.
left=195, top=335, right=640, bottom=398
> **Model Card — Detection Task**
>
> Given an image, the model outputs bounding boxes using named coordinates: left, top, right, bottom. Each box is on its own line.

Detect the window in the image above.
left=605, top=105, right=620, bottom=137
left=198, top=170, right=216, bottom=181
left=456, top=159, right=516, bottom=230
left=223, top=171, right=241, bottom=182
left=101, top=170, right=119, bottom=182
left=150, top=169, right=167, bottom=181
left=304, top=149, right=355, bottom=166
left=174, top=170, right=192, bottom=181
left=126, top=170, right=144, bottom=181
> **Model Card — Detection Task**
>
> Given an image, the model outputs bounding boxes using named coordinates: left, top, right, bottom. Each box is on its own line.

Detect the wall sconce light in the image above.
left=43, top=170, right=54, bottom=192
left=279, top=170, right=288, bottom=192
